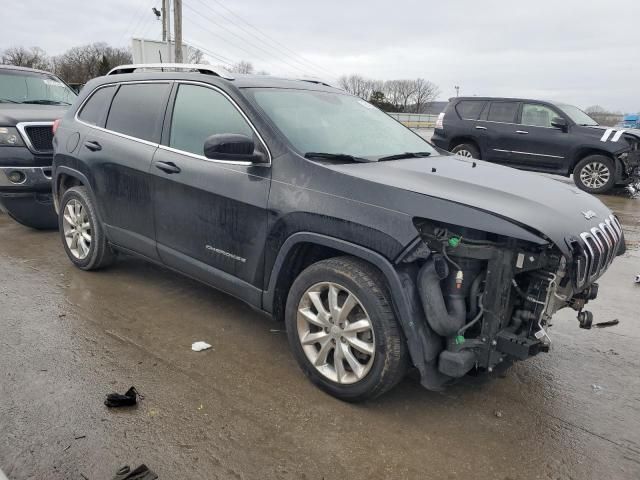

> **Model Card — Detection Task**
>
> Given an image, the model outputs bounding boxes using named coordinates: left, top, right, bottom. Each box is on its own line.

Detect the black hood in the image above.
left=329, top=154, right=615, bottom=256
left=0, top=104, right=68, bottom=125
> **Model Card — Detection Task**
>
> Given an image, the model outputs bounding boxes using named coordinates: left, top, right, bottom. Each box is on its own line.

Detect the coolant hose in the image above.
left=417, top=256, right=467, bottom=337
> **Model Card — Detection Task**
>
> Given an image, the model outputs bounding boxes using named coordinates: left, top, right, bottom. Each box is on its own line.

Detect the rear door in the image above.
left=478, top=101, right=521, bottom=164
left=151, top=82, right=271, bottom=305
left=505, top=103, right=573, bottom=172
left=77, top=81, right=172, bottom=258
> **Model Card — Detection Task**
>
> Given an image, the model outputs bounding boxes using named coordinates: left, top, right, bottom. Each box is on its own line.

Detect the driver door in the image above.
left=151, top=82, right=271, bottom=304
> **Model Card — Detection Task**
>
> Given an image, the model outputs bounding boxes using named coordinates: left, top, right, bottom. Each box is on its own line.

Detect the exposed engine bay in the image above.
left=399, top=217, right=624, bottom=388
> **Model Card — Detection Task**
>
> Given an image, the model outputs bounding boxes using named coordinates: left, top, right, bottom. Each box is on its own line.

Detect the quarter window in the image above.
left=521, top=104, right=558, bottom=128
left=77, top=85, right=117, bottom=127
left=105, top=83, right=171, bottom=142
left=487, top=102, right=519, bottom=123
left=169, top=84, right=254, bottom=156
left=455, top=100, right=485, bottom=120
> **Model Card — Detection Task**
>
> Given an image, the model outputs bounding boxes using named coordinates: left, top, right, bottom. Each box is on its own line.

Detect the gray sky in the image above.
left=4, top=0, right=639, bottom=111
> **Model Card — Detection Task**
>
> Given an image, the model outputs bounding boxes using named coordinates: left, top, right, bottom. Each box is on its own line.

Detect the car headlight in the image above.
left=0, top=127, right=25, bottom=146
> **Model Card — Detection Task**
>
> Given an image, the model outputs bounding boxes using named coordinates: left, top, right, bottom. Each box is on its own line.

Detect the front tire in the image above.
left=573, top=155, right=616, bottom=194
left=285, top=257, right=408, bottom=402
left=59, top=186, right=116, bottom=270
left=451, top=143, right=480, bottom=159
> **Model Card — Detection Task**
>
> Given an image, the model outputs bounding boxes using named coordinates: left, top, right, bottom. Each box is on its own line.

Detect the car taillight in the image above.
left=52, top=119, right=61, bottom=135
left=435, top=112, right=445, bottom=130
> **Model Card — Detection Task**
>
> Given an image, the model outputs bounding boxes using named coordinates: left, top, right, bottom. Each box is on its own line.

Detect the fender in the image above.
left=52, top=166, right=100, bottom=219
left=262, top=232, right=438, bottom=385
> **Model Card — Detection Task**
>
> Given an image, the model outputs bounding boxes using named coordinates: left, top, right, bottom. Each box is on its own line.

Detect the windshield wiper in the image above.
left=21, top=99, right=71, bottom=105
left=0, top=98, right=19, bottom=103
left=304, top=152, right=373, bottom=163
left=377, top=151, right=432, bottom=161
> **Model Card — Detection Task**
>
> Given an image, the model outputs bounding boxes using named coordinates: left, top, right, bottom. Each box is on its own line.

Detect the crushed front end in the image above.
left=403, top=215, right=625, bottom=387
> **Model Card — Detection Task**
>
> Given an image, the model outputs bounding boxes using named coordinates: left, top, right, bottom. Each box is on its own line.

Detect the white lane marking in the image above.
left=600, top=129, right=614, bottom=142
left=611, top=129, right=626, bottom=142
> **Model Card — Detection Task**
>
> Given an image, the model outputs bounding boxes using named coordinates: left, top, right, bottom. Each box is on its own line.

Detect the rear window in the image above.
left=77, top=85, right=117, bottom=127
left=487, top=102, right=519, bottom=123
left=455, top=100, right=485, bottom=120
left=105, top=83, right=171, bottom=143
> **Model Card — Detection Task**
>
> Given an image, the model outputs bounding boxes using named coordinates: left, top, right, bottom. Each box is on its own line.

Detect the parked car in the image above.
left=431, top=97, right=640, bottom=194
left=0, top=65, right=76, bottom=228
left=53, top=64, right=624, bottom=401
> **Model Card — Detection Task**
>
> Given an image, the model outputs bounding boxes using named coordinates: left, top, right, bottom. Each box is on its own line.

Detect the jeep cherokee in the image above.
left=431, top=96, right=640, bottom=194
left=0, top=65, right=76, bottom=229
left=52, top=64, right=625, bottom=401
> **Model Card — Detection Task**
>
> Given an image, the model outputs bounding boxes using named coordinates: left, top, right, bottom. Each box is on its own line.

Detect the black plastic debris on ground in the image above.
left=594, top=319, right=620, bottom=328
left=112, top=464, right=158, bottom=480
left=104, top=386, right=140, bottom=408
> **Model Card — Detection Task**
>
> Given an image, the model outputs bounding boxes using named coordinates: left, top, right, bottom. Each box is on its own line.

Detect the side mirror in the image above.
left=203, top=134, right=266, bottom=163
left=551, top=117, right=568, bottom=130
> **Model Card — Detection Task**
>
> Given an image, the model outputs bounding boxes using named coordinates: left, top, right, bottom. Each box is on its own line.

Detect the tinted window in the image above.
left=106, top=83, right=170, bottom=142
left=487, top=102, right=519, bottom=123
left=77, top=85, right=116, bottom=126
left=169, top=84, right=253, bottom=156
left=521, top=104, right=558, bottom=128
left=455, top=100, right=485, bottom=120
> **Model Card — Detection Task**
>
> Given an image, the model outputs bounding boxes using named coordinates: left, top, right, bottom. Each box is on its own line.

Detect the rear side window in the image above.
left=169, top=84, right=254, bottom=156
left=77, top=85, right=117, bottom=127
left=455, top=100, right=485, bottom=120
left=106, top=83, right=171, bottom=143
left=487, top=102, right=519, bottom=123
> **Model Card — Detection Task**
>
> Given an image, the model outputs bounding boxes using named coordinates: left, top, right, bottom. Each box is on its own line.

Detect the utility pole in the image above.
left=166, top=0, right=172, bottom=62
left=161, top=0, right=168, bottom=41
left=173, top=0, right=183, bottom=63
left=455, top=85, right=460, bottom=97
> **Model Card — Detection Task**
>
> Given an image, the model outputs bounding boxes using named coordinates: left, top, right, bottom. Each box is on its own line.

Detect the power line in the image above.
left=119, top=0, right=157, bottom=45
left=183, top=1, right=315, bottom=76
left=199, top=0, right=337, bottom=78
left=187, top=0, right=333, bottom=79
left=184, top=39, right=234, bottom=68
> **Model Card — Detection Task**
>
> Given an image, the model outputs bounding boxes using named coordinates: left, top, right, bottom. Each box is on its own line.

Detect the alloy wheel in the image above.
left=62, top=199, right=91, bottom=260
left=456, top=149, right=473, bottom=158
left=580, top=162, right=610, bottom=189
left=296, top=282, right=376, bottom=384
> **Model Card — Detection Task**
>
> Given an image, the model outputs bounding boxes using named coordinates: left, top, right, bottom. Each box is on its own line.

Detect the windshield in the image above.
left=249, top=88, right=437, bottom=159
left=0, top=70, right=76, bottom=105
left=557, top=104, right=598, bottom=126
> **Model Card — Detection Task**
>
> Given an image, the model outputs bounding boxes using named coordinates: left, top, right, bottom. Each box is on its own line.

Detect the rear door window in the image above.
left=455, top=100, right=485, bottom=120
left=77, top=85, right=117, bottom=127
left=487, top=102, right=519, bottom=123
left=106, top=83, right=171, bottom=143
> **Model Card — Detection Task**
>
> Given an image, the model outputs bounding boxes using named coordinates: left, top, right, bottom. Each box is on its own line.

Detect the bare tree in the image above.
left=1, top=46, right=51, bottom=70
left=231, top=60, right=254, bottom=74
left=338, top=74, right=376, bottom=100
left=52, top=43, right=131, bottom=84
left=412, top=78, right=440, bottom=113
left=187, top=47, right=206, bottom=64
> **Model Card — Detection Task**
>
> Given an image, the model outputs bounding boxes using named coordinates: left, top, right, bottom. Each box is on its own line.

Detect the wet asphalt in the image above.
left=1, top=186, right=639, bottom=480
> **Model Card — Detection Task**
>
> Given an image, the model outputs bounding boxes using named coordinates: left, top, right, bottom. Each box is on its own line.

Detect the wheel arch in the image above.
left=53, top=167, right=100, bottom=220
left=448, top=136, right=481, bottom=157
left=263, top=232, right=430, bottom=376
left=570, top=148, right=618, bottom=176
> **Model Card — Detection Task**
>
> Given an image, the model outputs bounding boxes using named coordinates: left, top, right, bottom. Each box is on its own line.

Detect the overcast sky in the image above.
left=4, top=0, right=639, bottom=111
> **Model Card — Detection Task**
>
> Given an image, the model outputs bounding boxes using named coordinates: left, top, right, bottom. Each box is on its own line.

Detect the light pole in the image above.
left=455, top=85, right=460, bottom=97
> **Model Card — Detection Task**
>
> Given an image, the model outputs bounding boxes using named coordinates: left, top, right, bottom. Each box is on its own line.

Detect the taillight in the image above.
left=52, top=119, right=61, bottom=135
left=435, top=112, right=445, bottom=130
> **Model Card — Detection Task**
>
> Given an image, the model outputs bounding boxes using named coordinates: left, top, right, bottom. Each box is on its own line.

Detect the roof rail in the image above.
left=106, top=63, right=234, bottom=80
left=297, top=78, right=334, bottom=88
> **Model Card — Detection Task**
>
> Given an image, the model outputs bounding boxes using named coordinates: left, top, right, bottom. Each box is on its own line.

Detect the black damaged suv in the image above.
left=431, top=97, right=640, bottom=194
left=0, top=65, right=76, bottom=228
left=52, top=65, right=624, bottom=401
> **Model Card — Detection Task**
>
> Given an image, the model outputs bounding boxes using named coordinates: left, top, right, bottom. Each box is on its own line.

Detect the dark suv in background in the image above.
left=0, top=65, right=76, bottom=228
left=432, top=97, right=640, bottom=194
left=52, top=65, right=623, bottom=401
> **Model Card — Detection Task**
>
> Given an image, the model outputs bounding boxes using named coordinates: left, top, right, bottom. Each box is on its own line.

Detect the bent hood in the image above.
left=0, top=104, right=68, bottom=125
left=328, top=154, right=616, bottom=255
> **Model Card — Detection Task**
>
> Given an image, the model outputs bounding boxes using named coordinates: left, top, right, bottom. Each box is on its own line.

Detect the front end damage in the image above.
left=617, top=132, right=640, bottom=185
left=397, top=215, right=625, bottom=389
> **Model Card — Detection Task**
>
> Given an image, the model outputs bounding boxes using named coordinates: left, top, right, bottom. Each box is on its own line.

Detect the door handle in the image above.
left=154, top=161, right=181, bottom=174
left=84, top=140, right=102, bottom=151
left=475, top=126, right=487, bottom=130
left=516, top=130, right=529, bottom=134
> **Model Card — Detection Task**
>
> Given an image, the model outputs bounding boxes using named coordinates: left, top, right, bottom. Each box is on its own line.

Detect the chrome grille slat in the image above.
left=574, top=215, right=623, bottom=287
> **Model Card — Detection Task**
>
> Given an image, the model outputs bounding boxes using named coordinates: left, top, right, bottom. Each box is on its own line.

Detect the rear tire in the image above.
left=573, top=155, right=616, bottom=194
left=285, top=256, right=408, bottom=402
left=59, top=186, right=116, bottom=270
left=451, top=143, right=480, bottom=159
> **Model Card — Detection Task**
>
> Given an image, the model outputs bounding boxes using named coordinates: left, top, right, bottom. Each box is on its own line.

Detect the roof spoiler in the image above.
left=106, top=63, right=234, bottom=80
